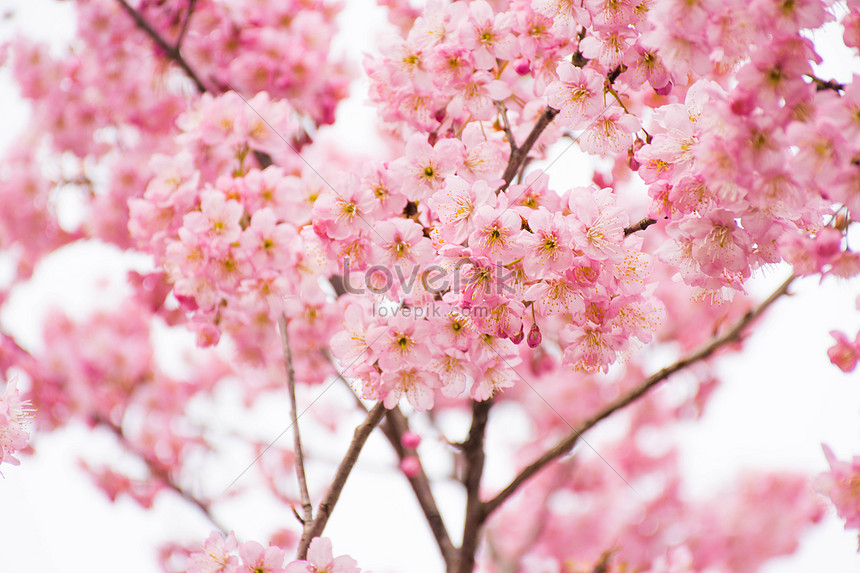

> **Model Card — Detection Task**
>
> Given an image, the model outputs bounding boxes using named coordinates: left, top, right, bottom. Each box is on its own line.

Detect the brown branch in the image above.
left=806, top=73, right=845, bottom=92
left=331, top=356, right=457, bottom=568
left=499, top=106, right=559, bottom=193
left=115, top=0, right=207, bottom=93
left=482, top=273, right=796, bottom=517
left=297, top=402, right=387, bottom=558
left=495, top=101, right=518, bottom=155
left=455, top=399, right=493, bottom=573
left=175, top=0, right=197, bottom=49
left=382, top=406, right=458, bottom=570
left=278, top=315, right=313, bottom=530
left=623, top=217, right=657, bottom=236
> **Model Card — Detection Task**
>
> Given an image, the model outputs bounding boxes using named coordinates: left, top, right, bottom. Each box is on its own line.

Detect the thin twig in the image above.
left=116, top=0, right=281, bottom=171
left=278, top=314, right=313, bottom=529
left=115, top=0, right=207, bottom=92
left=328, top=352, right=456, bottom=567
left=495, top=101, right=518, bottom=155
left=499, top=106, right=560, bottom=193
left=297, top=402, right=387, bottom=558
left=455, top=399, right=493, bottom=573
left=175, top=0, right=197, bottom=49
left=98, top=416, right=228, bottom=534
left=382, top=406, right=458, bottom=570
left=623, top=217, right=657, bottom=236
left=482, top=273, right=796, bottom=516
left=806, top=73, right=845, bottom=92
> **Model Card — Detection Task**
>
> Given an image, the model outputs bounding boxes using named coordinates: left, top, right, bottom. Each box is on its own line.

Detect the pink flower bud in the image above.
left=527, top=323, right=542, bottom=348
left=312, top=218, right=329, bottom=238
left=401, top=456, right=421, bottom=477
left=510, top=326, right=525, bottom=345
left=730, top=91, right=755, bottom=116
left=513, top=57, right=531, bottom=75
left=654, top=80, right=673, bottom=96
left=628, top=139, right=643, bottom=171
left=401, top=431, right=421, bottom=450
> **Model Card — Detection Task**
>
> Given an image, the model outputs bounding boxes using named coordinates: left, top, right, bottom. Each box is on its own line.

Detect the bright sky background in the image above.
left=1, top=1, right=860, bottom=572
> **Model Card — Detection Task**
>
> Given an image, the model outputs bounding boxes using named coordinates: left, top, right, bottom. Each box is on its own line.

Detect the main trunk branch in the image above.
left=297, top=402, right=387, bottom=558
left=455, top=399, right=493, bottom=573
left=498, top=106, right=559, bottom=193
left=383, top=407, right=458, bottom=570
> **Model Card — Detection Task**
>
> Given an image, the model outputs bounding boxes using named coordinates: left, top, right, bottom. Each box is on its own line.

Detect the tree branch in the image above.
left=498, top=106, right=559, bottom=193
left=482, top=273, right=796, bottom=516
left=115, top=0, right=208, bottom=93
left=382, top=406, right=458, bottom=570
left=297, top=402, right=387, bottom=558
left=806, top=73, right=845, bottom=92
left=175, top=0, right=197, bottom=50
left=278, top=315, right=313, bottom=530
left=623, top=217, right=657, bottom=236
left=495, top=101, right=518, bottom=156
left=97, top=416, right=228, bottom=534
left=455, top=399, right=493, bottom=573
left=116, top=0, right=284, bottom=172
left=331, top=357, right=457, bottom=568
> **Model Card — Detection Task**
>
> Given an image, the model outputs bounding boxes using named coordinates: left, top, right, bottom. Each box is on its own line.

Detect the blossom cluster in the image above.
left=0, top=379, right=32, bottom=468
left=816, top=445, right=860, bottom=543
left=1, top=0, right=859, bottom=570
left=187, top=534, right=362, bottom=573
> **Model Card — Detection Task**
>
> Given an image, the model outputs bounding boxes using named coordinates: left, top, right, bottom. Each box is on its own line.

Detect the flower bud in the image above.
left=401, top=431, right=421, bottom=450
left=654, top=80, right=673, bottom=96
left=510, top=326, right=525, bottom=345
left=400, top=456, right=421, bottom=477
left=527, top=323, right=542, bottom=348
left=513, top=57, right=531, bottom=75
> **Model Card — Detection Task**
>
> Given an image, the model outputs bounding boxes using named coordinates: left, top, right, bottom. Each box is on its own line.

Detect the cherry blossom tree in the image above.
left=1, top=0, right=860, bottom=571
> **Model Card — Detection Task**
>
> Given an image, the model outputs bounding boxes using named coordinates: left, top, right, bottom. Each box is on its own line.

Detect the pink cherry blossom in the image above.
left=468, top=197, right=524, bottom=262
left=546, top=63, right=604, bottom=129
left=521, top=208, right=574, bottom=276
left=0, top=378, right=33, bottom=467
left=431, top=175, right=495, bottom=244
left=239, top=541, right=286, bottom=573
left=389, top=134, right=464, bottom=200
left=827, top=330, right=860, bottom=373
left=285, top=538, right=360, bottom=573
left=381, top=366, right=440, bottom=411
left=816, top=445, right=860, bottom=530
left=187, top=531, right=239, bottom=573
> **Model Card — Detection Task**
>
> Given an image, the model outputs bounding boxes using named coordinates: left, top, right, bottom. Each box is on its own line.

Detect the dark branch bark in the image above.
left=455, top=399, right=493, bottom=573
left=279, top=315, right=313, bottom=530
left=806, top=73, right=845, bottom=92
left=623, top=217, right=657, bottom=236
left=115, top=0, right=208, bottom=93
left=382, top=407, right=458, bottom=570
left=482, top=273, right=796, bottom=517
left=495, top=101, right=518, bottom=156
left=297, top=402, right=387, bottom=558
left=175, top=0, right=197, bottom=49
left=498, top=107, right=559, bottom=193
